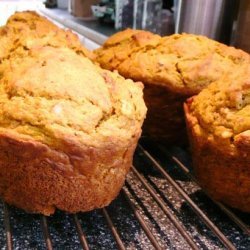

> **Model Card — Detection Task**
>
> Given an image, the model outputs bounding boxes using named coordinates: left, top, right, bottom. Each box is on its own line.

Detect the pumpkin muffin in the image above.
left=184, top=65, right=250, bottom=212
left=95, top=31, right=250, bottom=144
left=95, top=28, right=161, bottom=71
left=0, top=11, right=93, bottom=61
left=0, top=46, right=146, bottom=215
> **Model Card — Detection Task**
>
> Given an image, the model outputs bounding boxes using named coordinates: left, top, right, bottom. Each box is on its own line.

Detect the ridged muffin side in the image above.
left=0, top=46, right=146, bottom=215
left=184, top=65, right=250, bottom=212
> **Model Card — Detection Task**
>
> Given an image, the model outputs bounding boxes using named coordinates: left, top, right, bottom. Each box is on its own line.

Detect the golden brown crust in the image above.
left=95, top=31, right=250, bottom=144
left=0, top=11, right=94, bottom=61
left=94, top=28, right=161, bottom=71
left=0, top=131, right=138, bottom=215
left=0, top=46, right=146, bottom=139
left=95, top=32, right=250, bottom=95
left=102, top=28, right=143, bottom=46
left=0, top=40, right=146, bottom=214
left=184, top=66, right=250, bottom=211
left=185, top=103, right=250, bottom=212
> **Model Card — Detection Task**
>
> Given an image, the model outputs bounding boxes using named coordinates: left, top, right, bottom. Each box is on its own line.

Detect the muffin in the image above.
left=95, top=28, right=161, bottom=71
left=0, top=11, right=93, bottom=61
left=184, top=65, right=250, bottom=212
left=0, top=46, right=146, bottom=215
left=95, top=31, right=250, bottom=144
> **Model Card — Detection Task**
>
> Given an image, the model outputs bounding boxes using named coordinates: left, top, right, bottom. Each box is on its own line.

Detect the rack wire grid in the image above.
left=1, top=138, right=250, bottom=250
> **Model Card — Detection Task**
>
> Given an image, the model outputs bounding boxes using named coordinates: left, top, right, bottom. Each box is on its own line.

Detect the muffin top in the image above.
left=188, top=65, right=250, bottom=151
left=0, top=46, right=146, bottom=150
left=95, top=32, right=250, bottom=95
left=94, top=28, right=161, bottom=70
left=0, top=11, right=93, bottom=61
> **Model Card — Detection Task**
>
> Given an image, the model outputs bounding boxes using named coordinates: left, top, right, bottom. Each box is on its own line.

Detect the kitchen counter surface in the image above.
left=39, top=8, right=115, bottom=47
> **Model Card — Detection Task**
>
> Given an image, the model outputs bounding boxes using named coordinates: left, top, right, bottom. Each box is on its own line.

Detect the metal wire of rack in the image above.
left=1, top=139, right=250, bottom=250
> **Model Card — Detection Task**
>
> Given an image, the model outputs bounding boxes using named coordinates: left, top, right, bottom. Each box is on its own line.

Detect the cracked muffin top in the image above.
left=94, top=28, right=161, bottom=70
left=0, top=46, right=146, bottom=149
left=187, top=64, right=250, bottom=152
left=0, top=11, right=93, bottom=61
left=95, top=32, right=250, bottom=95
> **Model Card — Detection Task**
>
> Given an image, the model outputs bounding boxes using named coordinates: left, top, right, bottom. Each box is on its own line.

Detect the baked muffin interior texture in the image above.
left=95, top=31, right=250, bottom=95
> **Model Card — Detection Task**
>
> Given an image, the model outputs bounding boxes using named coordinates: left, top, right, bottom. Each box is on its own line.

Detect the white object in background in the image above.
left=83, top=37, right=100, bottom=50
left=58, top=0, right=69, bottom=9
left=76, top=32, right=100, bottom=50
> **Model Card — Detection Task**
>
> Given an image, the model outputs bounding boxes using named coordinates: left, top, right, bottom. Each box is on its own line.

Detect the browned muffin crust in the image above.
left=95, top=31, right=250, bottom=144
left=96, top=32, right=250, bottom=95
left=117, top=33, right=250, bottom=95
left=0, top=46, right=146, bottom=215
left=95, top=28, right=161, bottom=70
left=185, top=65, right=250, bottom=212
left=0, top=11, right=93, bottom=62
